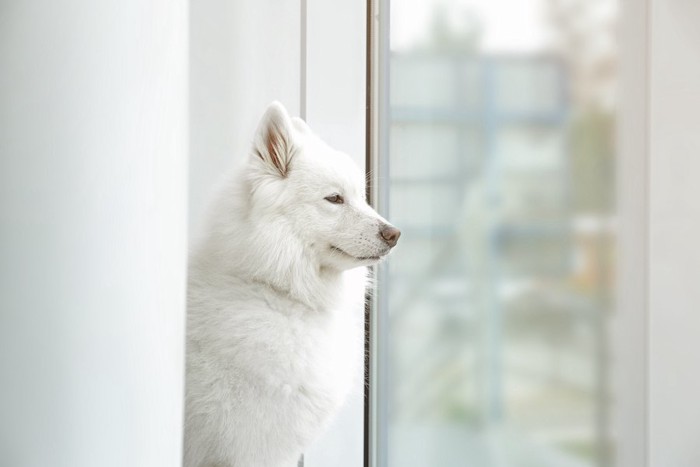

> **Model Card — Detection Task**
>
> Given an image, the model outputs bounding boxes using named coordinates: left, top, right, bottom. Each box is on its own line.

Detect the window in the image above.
left=369, top=1, right=619, bottom=466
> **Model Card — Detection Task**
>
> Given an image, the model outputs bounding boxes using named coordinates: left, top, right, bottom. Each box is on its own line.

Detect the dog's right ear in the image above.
left=252, top=101, right=296, bottom=178
left=291, top=117, right=311, bottom=135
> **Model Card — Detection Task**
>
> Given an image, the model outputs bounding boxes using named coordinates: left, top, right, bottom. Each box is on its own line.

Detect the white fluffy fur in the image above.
left=184, top=102, right=398, bottom=467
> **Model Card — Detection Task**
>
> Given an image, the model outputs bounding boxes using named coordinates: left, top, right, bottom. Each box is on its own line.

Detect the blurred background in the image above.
left=380, top=0, right=617, bottom=466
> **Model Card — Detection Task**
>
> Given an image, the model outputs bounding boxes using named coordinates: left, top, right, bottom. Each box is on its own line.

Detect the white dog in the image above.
left=184, top=102, right=400, bottom=467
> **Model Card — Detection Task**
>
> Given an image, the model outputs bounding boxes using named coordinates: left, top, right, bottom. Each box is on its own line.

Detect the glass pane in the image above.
left=379, top=1, right=617, bottom=466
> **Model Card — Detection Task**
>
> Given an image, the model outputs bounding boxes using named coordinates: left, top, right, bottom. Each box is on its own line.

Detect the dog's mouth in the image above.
left=330, top=245, right=386, bottom=262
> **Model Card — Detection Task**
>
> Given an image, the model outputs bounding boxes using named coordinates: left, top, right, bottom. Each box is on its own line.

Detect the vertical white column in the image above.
left=648, top=1, right=700, bottom=467
left=0, top=1, right=188, bottom=466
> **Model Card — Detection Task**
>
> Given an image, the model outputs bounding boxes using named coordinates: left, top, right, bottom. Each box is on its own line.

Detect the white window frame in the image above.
left=615, top=0, right=649, bottom=466
left=618, top=1, right=700, bottom=466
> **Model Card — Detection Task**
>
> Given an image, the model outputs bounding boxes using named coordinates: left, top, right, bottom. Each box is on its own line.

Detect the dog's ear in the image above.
left=252, top=101, right=296, bottom=178
left=291, top=117, right=311, bottom=135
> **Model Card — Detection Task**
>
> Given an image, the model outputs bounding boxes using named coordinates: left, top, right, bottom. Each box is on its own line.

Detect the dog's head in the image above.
left=245, top=102, right=400, bottom=271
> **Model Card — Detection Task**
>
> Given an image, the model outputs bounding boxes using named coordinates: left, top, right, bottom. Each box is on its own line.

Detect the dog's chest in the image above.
left=274, top=305, right=361, bottom=403
left=227, top=300, right=363, bottom=440
left=188, top=274, right=365, bottom=454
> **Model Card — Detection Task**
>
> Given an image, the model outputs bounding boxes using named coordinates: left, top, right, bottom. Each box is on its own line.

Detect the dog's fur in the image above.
left=184, top=102, right=399, bottom=467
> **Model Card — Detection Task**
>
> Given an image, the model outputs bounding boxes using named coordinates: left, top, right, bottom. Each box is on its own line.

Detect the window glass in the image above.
left=380, top=1, right=617, bottom=466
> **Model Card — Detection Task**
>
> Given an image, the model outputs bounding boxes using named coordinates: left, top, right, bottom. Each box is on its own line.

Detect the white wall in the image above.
left=0, top=2, right=188, bottom=466
left=189, top=0, right=301, bottom=232
left=648, top=1, right=700, bottom=466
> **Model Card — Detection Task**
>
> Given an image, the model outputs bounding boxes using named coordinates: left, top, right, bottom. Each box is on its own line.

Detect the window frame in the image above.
left=614, top=0, right=649, bottom=466
left=363, top=1, right=651, bottom=467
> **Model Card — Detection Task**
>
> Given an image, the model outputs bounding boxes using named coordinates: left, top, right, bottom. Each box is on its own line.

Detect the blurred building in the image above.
left=386, top=52, right=614, bottom=467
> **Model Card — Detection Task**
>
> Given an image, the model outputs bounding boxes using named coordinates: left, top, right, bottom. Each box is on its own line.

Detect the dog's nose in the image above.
left=380, top=224, right=401, bottom=248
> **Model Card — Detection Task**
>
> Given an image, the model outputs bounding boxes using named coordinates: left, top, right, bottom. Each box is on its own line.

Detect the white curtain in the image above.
left=0, top=2, right=188, bottom=466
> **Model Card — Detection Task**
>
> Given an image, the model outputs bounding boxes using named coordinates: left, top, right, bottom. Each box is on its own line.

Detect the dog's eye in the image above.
left=324, top=194, right=344, bottom=204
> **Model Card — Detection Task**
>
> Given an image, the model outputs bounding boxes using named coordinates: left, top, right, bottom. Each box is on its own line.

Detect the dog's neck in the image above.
left=252, top=266, right=345, bottom=312
left=196, top=219, right=346, bottom=312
